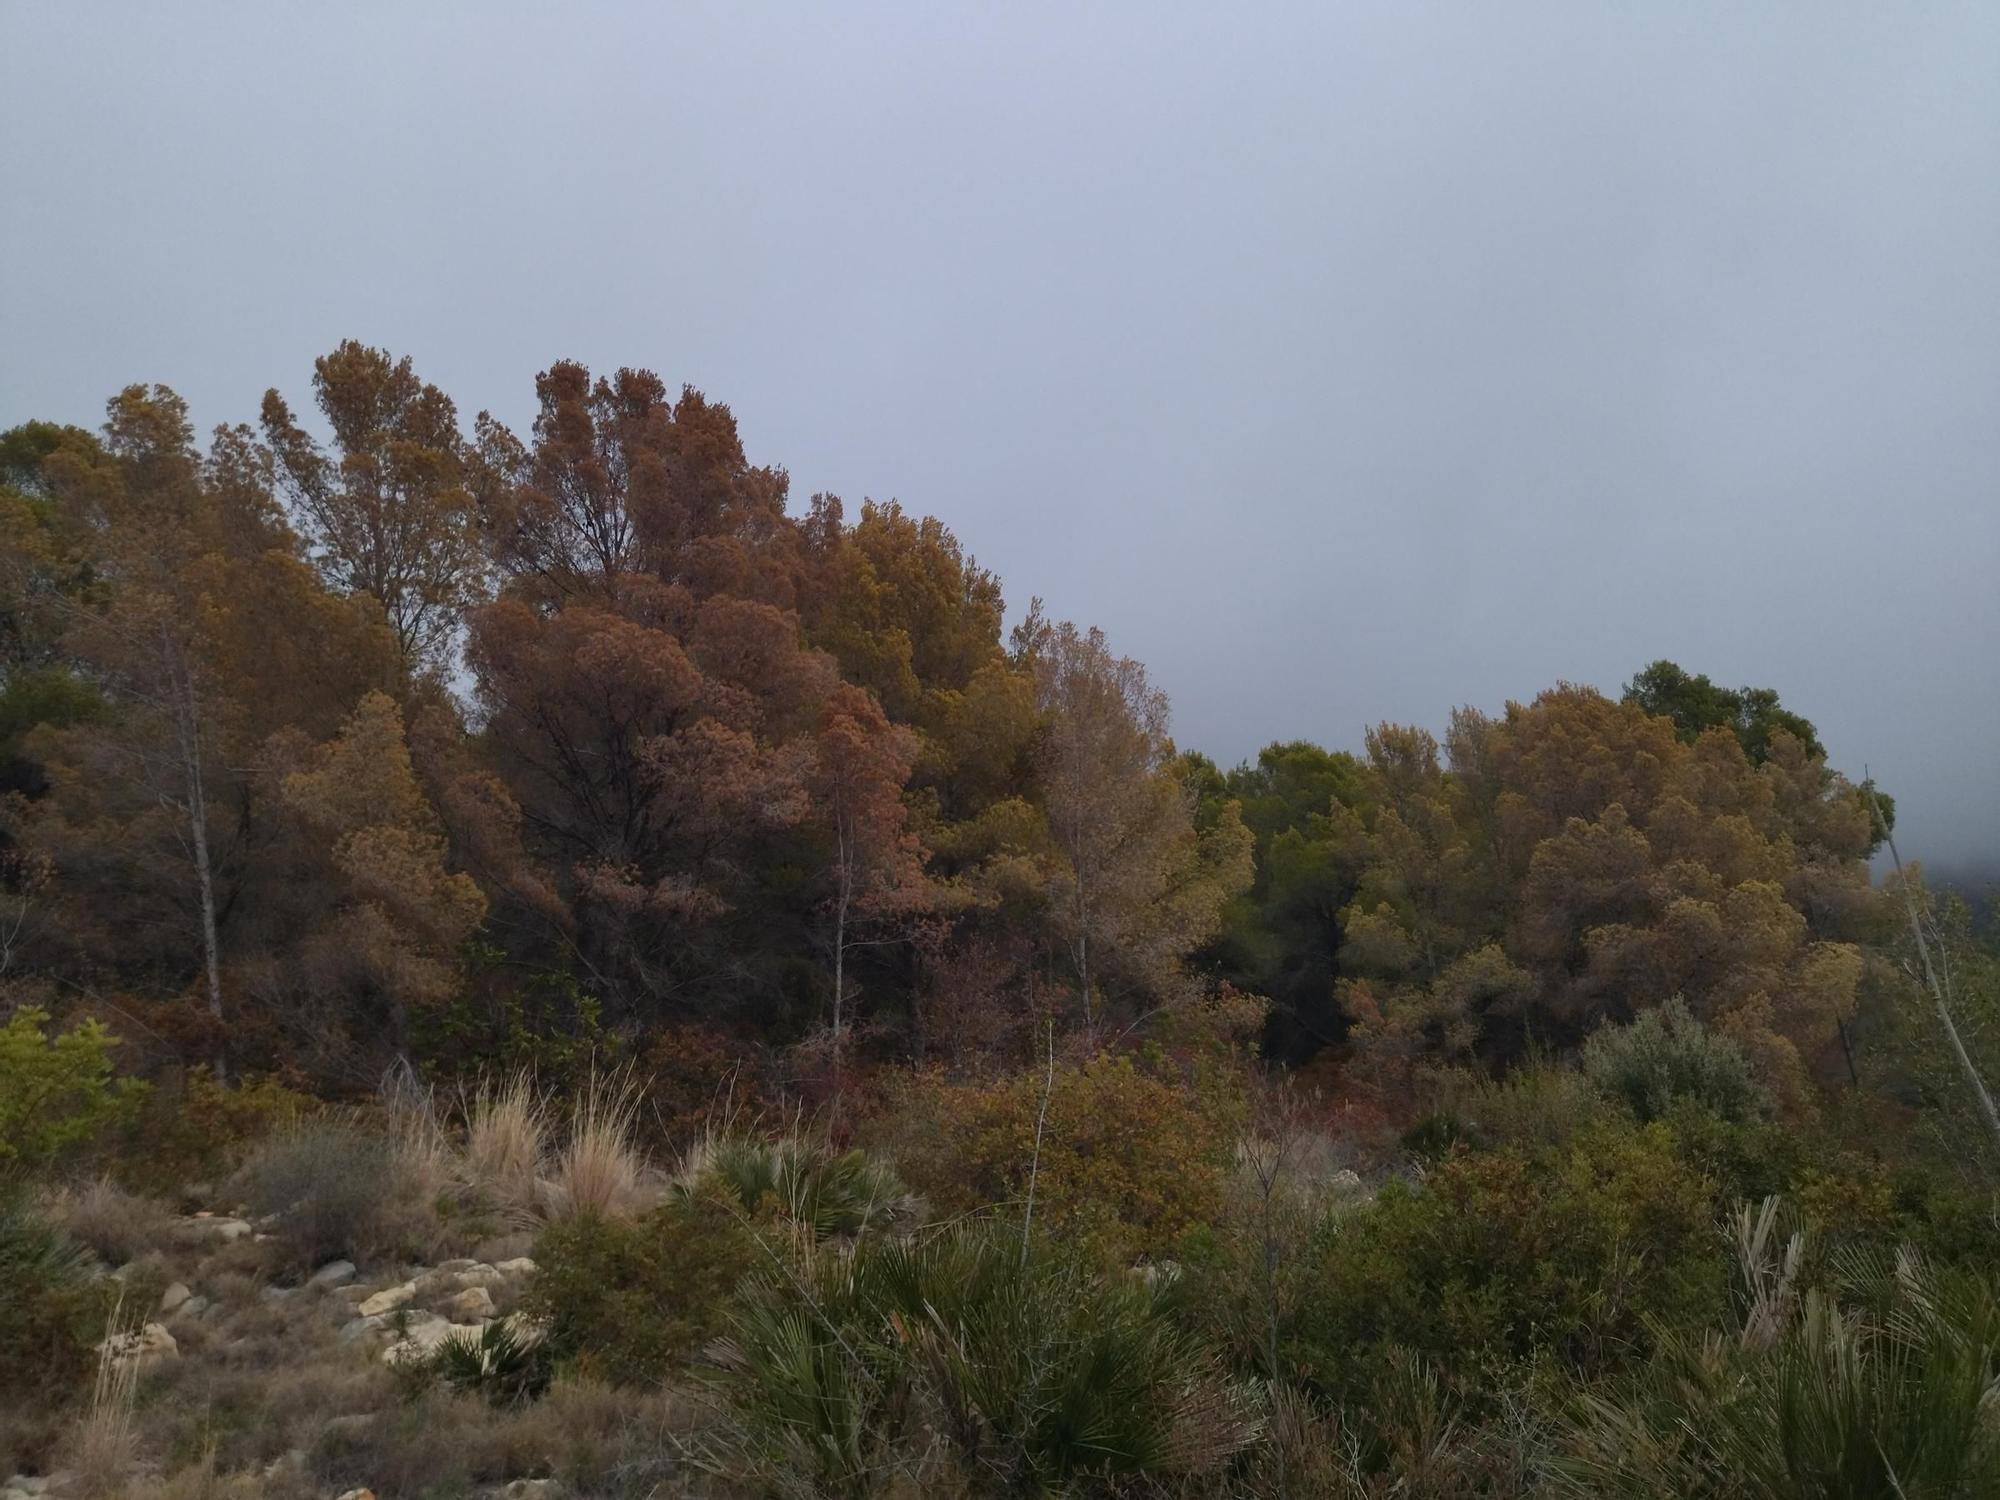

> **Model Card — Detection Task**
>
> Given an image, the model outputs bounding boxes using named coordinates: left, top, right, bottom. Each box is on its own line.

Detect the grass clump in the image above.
left=236, top=1118, right=435, bottom=1273
left=709, top=1221, right=1254, bottom=1496
left=683, top=1135, right=911, bottom=1241
left=428, top=1318, right=553, bottom=1407
left=0, top=1193, right=113, bottom=1411
left=1557, top=1219, right=2000, bottom=1497
left=537, top=1070, right=649, bottom=1223
left=459, top=1070, right=548, bottom=1224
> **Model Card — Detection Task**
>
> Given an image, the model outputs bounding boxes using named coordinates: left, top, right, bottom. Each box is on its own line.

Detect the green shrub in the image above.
left=1399, top=1109, right=1476, bottom=1163
left=0, top=1006, right=146, bottom=1175
left=1558, top=1246, right=2000, bottom=1497
left=120, top=1066, right=308, bottom=1191
left=1582, top=997, right=1768, bottom=1125
left=882, top=1053, right=1234, bottom=1265
left=236, top=1118, right=431, bottom=1272
left=526, top=1189, right=758, bottom=1387
left=0, top=1194, right=111, bottom=1409
left=1435, top=1061, right=1618, bottom=1151
left=1293, top=1121, right=1727, bottom=1405
left=688, top=1136, right=910, bottom=1240
left=428, top=1318, right=554, bottom=1407
left=709, top=1222, right=1254, bottom=1496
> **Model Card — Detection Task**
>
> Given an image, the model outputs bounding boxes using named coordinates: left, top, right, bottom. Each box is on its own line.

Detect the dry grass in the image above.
left=538, top=1069, right=652, bottom=1222
left=67, top=1302, right=144, bottom=1498
left=461, top=1070, right=549, bottom=1224
left=51, top=1179, right=179, bottom=1267
left=381, top=1067, right=455, bottom=1207
left=307, top=1377, right=708, bottom=1498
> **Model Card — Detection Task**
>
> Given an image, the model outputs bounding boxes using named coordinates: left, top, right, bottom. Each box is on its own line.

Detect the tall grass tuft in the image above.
left=68, top=1299, right=143, bottom=1498
left=538, top=1068, right=649, bottom=1222
left=380, top=1062, right=454, bottom=1204
left=460, top=1070, right=548, bottom=1224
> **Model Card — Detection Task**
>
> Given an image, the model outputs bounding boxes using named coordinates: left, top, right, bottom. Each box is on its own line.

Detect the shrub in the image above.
left=50, top=1177, right=176, bottom=1266
left=685, top=1135, right=911, bottom=1240
left=526, top=1189, right=758, bottom=1387
left=0, top=1194, right=111, bottom=1412
left=428, top=1318, right=554, bottom=1407
left=709, top=1222, right=1255, bottom=1496
left=0, top=1007, right=147, bottom=1176
left=1557, top=1242, right=2000, bottom=1497
left=1293, top=1121, right=1727, bottom=1405
left=237, top=1119, right=434, bottom=1272
left=1582, top=997, right=1768, bottom=1125
left=1431, top=1061, right=1617, bottom=1152
left=119, top=1066, right=308, bottom=1192
left=883, top=1053, right=1234, bottom=1265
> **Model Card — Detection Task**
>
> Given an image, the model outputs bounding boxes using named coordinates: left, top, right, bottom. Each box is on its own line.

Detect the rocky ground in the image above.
left=6, top=1190, right=698, bottom=1500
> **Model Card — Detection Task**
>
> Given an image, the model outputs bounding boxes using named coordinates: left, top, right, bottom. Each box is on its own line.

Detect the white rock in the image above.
left=158, top=1282, right=191, bottom=1314
left=418, top=1264, right=502, bottom=1298
left=309, top=1259, right=357, bottom=1288
left=357, top=1280, right=419, bottom=1318
left=380, top=1314, right=483, bottom=1366
left=334, top=1490, right=377, bottom=1500
left=186, top=1216, right=253, bottom=1243
left=439, top=1285, right=495, bottom=1321
left=435, top=1257, right=480, bottom=1274
left=100, top=1322, right=178, bottom=1367
left=178, top=1296, right=209, bottom=1321
left=495, top=1257, right=538, bottom=1276
left=337, top=1315, right=388, bottom=1345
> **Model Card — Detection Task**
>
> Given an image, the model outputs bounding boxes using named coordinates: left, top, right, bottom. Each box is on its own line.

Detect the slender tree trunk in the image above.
left=1021, top=1014, right=1055, bottom=1267
left=1070, top=835, right=1092, bottom=1030
left=1868, top=785, right=2000, bottom=1159
left=832, top=821, right=850, bottom=1043
left=169, top=643, right=227, bottom=1082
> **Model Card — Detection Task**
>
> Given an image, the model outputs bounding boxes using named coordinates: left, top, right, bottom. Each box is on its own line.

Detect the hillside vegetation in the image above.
left=0, top=347, right=1994, bottom=1498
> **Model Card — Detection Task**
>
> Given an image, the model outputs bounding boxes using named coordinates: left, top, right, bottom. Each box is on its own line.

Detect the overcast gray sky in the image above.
left=3, top=3, right=1995, bottom=867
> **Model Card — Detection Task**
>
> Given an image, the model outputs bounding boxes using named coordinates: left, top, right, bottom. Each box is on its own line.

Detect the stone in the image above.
left=100, top=1322, right=178, bottom=1367
left=418, top=1264, right=503, bottom=1298
left=495, top=1257, right=538, bottom=1276
left=439, top=1285, right=495, bottom=1321
left=380, top=1314, right=482, bottom=1366
left=337, top=1315, right=388, bottom=1345
left=334, top=1490, right=377, bottom=1500
left=177, top=1296, right=209, bottom=1321
left=158, top=1282, right=191, bottom=1314
left=261, top=1285, right=296, bottom=1303
left=309, top=1259, right=357, bottom=1288
left=357, top=1280, right=419, bottom=1318
left=260, top=1450, right=306, bottom=1479
left=187, top=1216, right=253, bottom=1243
left=435, top=1257, right=480, bottom=1274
